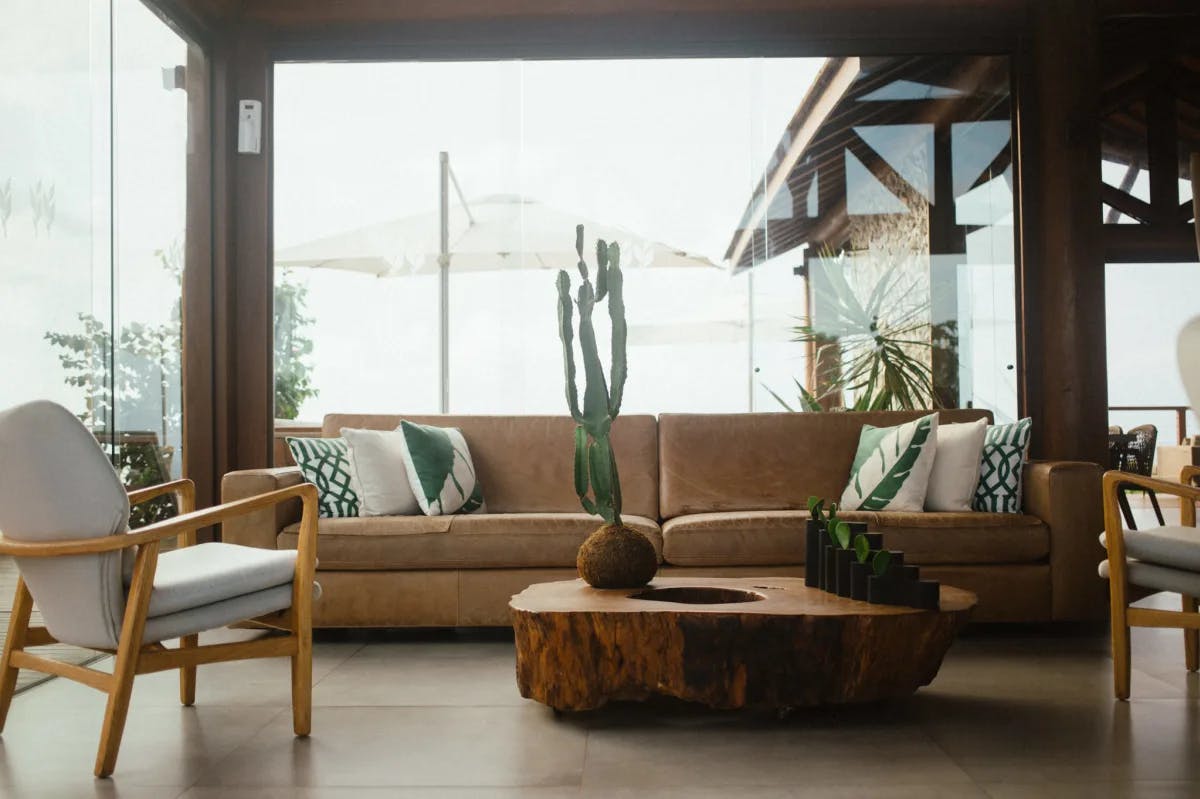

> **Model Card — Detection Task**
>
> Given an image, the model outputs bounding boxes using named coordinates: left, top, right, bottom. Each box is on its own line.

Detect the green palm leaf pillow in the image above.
left=397, top=421, right=486, bottom=516
left=286, top=436, right=360, bottom=518
left=840, top=414, right=939, bottom=512
left=973, top=417, right=1033, bottom=513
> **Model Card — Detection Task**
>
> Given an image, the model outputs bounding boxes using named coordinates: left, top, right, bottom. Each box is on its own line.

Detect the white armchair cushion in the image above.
left=143, top=585, right=290, bottom=643
left=136, top=542, right=299, bottom=618
left=1100, top=559, right=1200, bottom=598
left=1099, top=526, right=1200, bottom=572
left=0, top=400, right=130, bottom=650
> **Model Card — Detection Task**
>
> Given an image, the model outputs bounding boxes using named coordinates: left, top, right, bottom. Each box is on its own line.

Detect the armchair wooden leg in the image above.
left=179, top=634, right=198, bottom=706
left=1109, top=568, right=1132, bottom=701
left=95, top=544, right=157, bottom=778
left=291, top=622, right=312, bottom=736
left=0, top=579, right=34, bottom=733
left=1185, top=596, right=1199, bottom=673
left=1112, top=612, right=1132, bottom=700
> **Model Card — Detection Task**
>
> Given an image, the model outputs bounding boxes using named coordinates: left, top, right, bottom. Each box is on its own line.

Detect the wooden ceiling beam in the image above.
left=1101, top=183, right=1153, bottom=225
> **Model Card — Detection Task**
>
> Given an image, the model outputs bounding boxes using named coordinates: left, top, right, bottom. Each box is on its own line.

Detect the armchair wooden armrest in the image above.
left=127, top=478, right=194, bottom=509
left=1104, top=470, right=1200, bottom=502
left=1182, top=467, right=1200, bottom=526
left=0, top=483, right=319, bottom=559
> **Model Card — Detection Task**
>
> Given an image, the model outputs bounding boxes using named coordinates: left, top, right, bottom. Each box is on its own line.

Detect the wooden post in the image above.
left=229, top=28, right=275, bottom=471
left=1016, top=0, right=1107, bottom=464
left=929, top=118, right=966, bottom=409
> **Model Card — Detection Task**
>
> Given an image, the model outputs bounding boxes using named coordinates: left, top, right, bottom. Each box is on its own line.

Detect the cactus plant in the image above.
left=557, top=224, right=655, bottom=588
left=557, top=224, right=628, bottom=526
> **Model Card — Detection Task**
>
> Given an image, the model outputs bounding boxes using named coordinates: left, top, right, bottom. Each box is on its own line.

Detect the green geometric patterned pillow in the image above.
left=397, top=421, right=485, bottom=516
left=840, top=414, right=939, bottom=512
left=972, top=418, right=1032, bottom=513
left=286, top=437, right=360, bottom=518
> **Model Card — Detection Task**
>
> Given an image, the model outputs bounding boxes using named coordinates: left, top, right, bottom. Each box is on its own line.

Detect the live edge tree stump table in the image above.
left=510, top=577, right=976, bottom=711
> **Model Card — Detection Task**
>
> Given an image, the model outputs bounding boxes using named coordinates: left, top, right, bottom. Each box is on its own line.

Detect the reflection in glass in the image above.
left=0, top=0, right=188, bottom=526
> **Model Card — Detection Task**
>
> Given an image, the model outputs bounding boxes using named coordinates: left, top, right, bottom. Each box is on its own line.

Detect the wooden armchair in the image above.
left=1101, top=467, right=1200, bottom=700
left=0, top=401, right=319, bottom=777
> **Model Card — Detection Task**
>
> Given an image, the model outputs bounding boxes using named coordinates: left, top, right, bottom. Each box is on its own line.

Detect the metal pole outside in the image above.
left=439, top=151, right=450, bottom=413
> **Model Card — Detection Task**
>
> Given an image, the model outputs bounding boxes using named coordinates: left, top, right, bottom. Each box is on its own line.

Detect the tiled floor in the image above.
left=0, top=496, right=1192, bottom=798
left=1, top=606, right=1199, bottom=799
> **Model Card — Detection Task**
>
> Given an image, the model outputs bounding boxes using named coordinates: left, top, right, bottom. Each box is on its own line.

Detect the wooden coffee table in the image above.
left=510, top=577, right=975, bottom=711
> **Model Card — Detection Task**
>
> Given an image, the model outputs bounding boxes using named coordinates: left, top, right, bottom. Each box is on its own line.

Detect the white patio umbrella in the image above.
left=275, top=195, right=719, bottom=275
left=275, top=152, right=721, bottom=411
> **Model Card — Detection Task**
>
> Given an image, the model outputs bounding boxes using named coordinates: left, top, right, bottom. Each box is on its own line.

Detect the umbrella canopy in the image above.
left=275, top=194, right=721, bottom=275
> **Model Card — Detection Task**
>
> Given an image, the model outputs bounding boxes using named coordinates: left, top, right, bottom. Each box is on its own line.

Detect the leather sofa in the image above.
left=221, top=410, right=1106, bottom=626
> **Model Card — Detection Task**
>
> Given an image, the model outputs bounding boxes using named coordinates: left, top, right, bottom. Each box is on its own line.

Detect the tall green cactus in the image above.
left=557, top=224, right=627, bottom=527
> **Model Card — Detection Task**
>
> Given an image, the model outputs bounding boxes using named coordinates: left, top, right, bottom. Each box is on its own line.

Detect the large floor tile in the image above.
left=980, top=782, right=1199, bottom=798
left=182, top=788, right=581, bottom=799
left=313, top=639, right=524, bottom=707
left=0, top=702, right=283, bottom=791
left=199, top=705, right=587, bottom=788
left=580, top=708, right=973, bottom=789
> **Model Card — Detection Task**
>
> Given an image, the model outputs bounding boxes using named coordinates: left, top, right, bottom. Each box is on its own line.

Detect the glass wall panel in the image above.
left=732, top=56, right=1017, bottom=419
left=0, top=0, right=189, bottom=524
left=0, top=1, right=111, bottom=427
left=274, top=54, right=1017, bottom=426
left=112, top=0, right=189, bottom=521
left=1106, top=262, right=1199, bottom=452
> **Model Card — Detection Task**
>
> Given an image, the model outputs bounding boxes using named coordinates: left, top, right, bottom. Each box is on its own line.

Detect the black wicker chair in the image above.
left=1110, top=424, right=1165, bottom=529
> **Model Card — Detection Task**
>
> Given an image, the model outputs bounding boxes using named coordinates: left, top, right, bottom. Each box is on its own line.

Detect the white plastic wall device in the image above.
left=238, top=99, right=262, bottom=154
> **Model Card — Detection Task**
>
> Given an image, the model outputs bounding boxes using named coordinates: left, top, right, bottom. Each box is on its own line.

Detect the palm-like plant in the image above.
left=787, top=249, right=937, bottom=412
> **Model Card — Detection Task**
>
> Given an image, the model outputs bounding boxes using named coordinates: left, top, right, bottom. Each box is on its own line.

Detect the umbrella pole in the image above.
left=439, top=151, right=450, bottom=413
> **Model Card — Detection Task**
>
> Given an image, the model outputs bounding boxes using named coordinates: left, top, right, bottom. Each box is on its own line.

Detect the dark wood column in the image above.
left=226, top=28, right=276, bottom=471
left=1016, top=0, right=1107, bottom=465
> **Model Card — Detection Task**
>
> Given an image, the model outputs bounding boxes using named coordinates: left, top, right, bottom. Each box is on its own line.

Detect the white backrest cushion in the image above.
left=340, top=426, right=420, bottom=516
left=925, top=417, right=987, bottom=512
left=1180, top=316, right=1200, bottom=423
left=0, top=401, right=129, bottom=649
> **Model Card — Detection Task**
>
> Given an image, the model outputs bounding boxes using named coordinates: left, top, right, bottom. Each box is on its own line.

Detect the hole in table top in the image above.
left=628, top=587, right=767, bottom=605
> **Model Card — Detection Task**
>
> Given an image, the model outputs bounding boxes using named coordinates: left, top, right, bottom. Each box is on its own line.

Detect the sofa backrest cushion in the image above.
left=658, top=410, right=993, bottom=519
left=321, top=414, right=659, bottom=518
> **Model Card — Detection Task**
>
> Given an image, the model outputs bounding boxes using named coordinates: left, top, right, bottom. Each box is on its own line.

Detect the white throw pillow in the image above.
left=340, top=426, right=420, bottom=516
left=840, top=414, right=939, bottom=512
left=924, top=418, right=987, bottom=512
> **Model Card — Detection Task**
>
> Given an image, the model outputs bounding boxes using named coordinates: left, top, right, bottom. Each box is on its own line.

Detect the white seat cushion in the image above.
left=1099, top=527, right=1200, bottom=572
left=134, top=542, right=298, bottom=618
left=1100, top=559, right=1200, bottom=597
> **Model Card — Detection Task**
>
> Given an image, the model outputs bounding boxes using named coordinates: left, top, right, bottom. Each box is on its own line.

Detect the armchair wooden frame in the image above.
left=0, top=478, right=319, bottom=777
left=1103, top=465, right=1200, bottom=700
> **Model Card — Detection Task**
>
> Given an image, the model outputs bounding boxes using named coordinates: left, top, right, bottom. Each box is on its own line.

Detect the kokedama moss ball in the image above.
left=577, top=523, right=659, bottom=589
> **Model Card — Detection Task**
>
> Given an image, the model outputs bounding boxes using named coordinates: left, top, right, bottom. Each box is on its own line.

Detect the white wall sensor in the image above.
left=238, top=100, right=262, bottom=154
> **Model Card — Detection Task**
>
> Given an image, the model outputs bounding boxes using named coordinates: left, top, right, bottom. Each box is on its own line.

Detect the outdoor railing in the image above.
left=1108, top=405, right=1190, bottom=445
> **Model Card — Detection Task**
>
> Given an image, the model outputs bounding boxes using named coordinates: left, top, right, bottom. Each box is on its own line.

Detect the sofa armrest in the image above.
left=220, top=467, right=305, bottom=549
left=1023, top=460, right=1105, bottom=621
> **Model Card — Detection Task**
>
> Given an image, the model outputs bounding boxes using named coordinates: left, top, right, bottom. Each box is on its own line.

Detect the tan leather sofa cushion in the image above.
left=320, top=414, right=659, bottom=519
left=658, top=410, right=992, bottom=519
left=661, top=510, right=1047, bottom=567
left=279, top=513, right=662, bottom=570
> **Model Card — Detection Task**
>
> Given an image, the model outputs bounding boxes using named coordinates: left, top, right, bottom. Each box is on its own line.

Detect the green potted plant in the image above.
left=556, top=225, right=657, bottom=589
